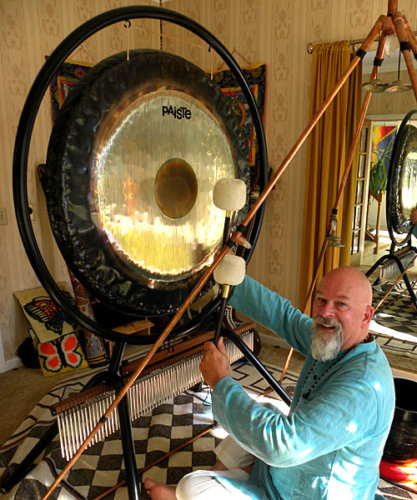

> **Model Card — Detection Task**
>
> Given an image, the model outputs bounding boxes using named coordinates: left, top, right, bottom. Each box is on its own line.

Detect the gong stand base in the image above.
left=365, top=243, right=417, bottom=310
left=0, top=341, right=141, bottom=500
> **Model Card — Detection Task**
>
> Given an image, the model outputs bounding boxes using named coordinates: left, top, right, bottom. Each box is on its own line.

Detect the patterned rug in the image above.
left=0, top=360, right=415, bottom=499
left=371, top=282, right=417, bottom=366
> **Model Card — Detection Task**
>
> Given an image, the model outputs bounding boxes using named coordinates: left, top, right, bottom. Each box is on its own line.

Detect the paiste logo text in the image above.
left=162, top=105, right=192, bottom=120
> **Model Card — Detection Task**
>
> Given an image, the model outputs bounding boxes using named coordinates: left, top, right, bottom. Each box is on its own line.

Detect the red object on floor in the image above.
left=380, top=459, right=417, bottom=483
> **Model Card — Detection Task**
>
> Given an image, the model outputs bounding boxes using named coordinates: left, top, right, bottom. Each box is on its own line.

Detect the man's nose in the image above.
left=320, top=302, right=335, bottom=317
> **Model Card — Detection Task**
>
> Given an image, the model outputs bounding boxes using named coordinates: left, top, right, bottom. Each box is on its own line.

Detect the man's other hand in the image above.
left=199, top=337, right=232, bottom=389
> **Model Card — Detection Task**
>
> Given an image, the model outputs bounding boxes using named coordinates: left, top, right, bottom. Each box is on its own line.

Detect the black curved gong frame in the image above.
left=8, top=7, right=270, bottom=498
left=13, top=5, right=268, bottom=346
left=366, top=110, right=417, bottom=310
left=386, top=108, right=417, bottom=247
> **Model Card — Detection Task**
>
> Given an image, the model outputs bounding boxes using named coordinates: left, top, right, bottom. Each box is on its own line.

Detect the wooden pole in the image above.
left=92, top=423, right=217, bottom=500
left=392, top=13, right=417, bottom=102
left=279, top=30, right=388, bottom=385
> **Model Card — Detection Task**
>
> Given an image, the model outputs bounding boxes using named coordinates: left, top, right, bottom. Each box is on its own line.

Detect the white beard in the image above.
left=311, top=316, right=344, bottom=362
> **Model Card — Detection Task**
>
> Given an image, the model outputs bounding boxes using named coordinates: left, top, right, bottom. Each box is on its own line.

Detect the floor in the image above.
left=0, top=344, right=306, bottom=449
left=1, top=233, right=416, bottom=449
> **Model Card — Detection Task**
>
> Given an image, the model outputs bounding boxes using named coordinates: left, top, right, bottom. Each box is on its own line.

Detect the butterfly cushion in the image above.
left=29, top=327, right=88, bottom=377
left=15, top=283, right=78, bottom=343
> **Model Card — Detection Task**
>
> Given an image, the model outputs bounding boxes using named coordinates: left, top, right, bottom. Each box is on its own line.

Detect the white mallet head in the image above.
left=213, top=178, right=247, bottom=212
left=214, top=254, right=246, bottom=286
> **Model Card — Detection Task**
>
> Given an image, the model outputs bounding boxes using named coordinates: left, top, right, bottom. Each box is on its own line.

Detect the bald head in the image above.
left=312, top=266, right=374, bottom=351
left=320, top=266, right=373, bottom=305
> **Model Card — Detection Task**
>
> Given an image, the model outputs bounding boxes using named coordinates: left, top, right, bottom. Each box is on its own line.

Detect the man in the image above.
left=145, top=266, right=395, bottom=499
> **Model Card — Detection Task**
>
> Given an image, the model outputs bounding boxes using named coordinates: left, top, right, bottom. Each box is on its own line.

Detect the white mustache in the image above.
left=314, top=316, right=341, bottom=328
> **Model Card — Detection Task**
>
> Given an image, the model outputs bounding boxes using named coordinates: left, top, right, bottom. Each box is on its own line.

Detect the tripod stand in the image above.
left=280, top=0, right=417, bottom=383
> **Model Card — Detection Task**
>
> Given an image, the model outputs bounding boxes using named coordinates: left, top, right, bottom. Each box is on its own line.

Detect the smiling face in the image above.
left=312, top=267, right=374, bottom=353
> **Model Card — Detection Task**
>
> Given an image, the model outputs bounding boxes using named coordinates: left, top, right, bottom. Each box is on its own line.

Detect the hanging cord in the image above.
left=134, top=25, right=206, bottom=50
left=397, top=47, right=402, bottom=80
left=124, top=20, right=131, bottom=61
left=69, top=44, right=98, bottom=65
left=159, top=0, right=163, bottom=51
left=216, top=49, right=253, bottom=70
left=132, top=19, right=254, bottom=73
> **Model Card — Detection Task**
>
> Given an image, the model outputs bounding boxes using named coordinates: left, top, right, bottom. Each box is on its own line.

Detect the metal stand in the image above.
left=224, top=329, right=292, bottom=407
left=365, top=243, right=417, bottom=310
left=0, top=342, right=140, bottom=499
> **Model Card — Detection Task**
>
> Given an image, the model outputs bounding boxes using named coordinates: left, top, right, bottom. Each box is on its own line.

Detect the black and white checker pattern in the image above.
left=1, top=360, right=416, bottom=499
left=371, top=283, right=417, bottom=362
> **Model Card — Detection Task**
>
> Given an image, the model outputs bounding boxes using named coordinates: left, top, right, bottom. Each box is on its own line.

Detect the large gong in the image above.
left=386, top=109, right=417, bottom=247
left=43, top=49, right=249, bottom=316
left=13, top=6, right=267, bottom=343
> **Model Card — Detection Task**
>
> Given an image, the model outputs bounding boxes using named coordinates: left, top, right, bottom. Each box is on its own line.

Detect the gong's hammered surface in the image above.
left=44, top=49, right=248, bottom=315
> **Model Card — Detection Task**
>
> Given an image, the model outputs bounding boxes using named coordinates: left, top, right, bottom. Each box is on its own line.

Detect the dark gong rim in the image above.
left=44, top=48, right=249, bottom=316
left=13, top=6, right=268, bottom=345
left=386, top=109, right=417, bottom=247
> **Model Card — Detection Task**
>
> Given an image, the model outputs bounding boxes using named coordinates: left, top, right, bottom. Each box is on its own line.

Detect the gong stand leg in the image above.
left=365, top=254, right=392, bottom=284
left=222, top=329, right=292, bottom=406
left=41, top=17, right=384, bottom=500
left=99, top=370, right=140, bottom=500
left=392, top=12, right=417, bottom=102
left=91, top=341, right=141, bottom=500
left=0, top=421, right=59, bottom=491
left=368, top=253, right=417, bottom=312
left=0, top=341, right=130, bottom=492
left=279, top=33, right=389, bottom=384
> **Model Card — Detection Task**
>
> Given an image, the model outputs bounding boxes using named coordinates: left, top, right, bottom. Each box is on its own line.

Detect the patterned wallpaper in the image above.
left=0, top=0, right=416, bottom=361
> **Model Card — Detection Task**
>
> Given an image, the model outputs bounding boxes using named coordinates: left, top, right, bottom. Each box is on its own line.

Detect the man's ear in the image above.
left=362, top=305, right=374, bottom=328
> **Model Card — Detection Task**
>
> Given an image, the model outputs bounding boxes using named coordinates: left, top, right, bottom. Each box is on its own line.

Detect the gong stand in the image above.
left=12, top=6, right=268, bottom=499
left=279, top=0, right=417, bottom=384
left=11, top=3, right=417, bottom=500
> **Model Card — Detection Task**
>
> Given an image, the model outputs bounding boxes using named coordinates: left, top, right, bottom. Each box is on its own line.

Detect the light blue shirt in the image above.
left=212, top=276, right=395, bottom=500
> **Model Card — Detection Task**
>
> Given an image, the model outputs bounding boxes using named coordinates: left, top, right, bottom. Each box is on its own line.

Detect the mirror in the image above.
left=356, top=48, right=417, bottom=268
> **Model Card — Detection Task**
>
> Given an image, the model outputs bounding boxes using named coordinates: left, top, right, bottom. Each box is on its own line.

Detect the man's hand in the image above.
left=199, top=337, right=232, bottom=389
left=411, top=208, right=417, bottom=224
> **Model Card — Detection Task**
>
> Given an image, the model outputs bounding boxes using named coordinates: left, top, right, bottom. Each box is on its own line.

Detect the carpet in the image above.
left=371, top=282, right=417, bottom=371
left=0, top=360, right=415, bottom=500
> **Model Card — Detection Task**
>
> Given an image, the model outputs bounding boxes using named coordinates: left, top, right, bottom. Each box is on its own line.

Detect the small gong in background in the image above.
left=386, top=110, right=417, bottom=247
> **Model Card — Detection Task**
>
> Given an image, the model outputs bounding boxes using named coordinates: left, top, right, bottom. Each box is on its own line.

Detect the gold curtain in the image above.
left=299, top=41, right=362, bottom=309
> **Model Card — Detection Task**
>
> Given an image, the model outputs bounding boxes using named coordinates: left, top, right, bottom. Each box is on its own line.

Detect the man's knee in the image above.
left=176, top=470, right=219, bottom=500
left=176, top=471, right=205, bottom=500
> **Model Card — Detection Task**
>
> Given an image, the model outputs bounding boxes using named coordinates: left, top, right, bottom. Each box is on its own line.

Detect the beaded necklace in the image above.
left=301, top=334, right=374, bottom=400
left=301, top=359, right=338, bottom=400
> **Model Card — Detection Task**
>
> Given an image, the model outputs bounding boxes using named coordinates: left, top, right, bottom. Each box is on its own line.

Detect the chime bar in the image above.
left=52, top=326, right=254, bottom=460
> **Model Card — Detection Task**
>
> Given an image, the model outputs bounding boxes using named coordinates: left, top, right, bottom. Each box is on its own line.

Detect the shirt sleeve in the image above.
left=212, top=375, right=379, bottom=467
left=229, top=275, right=312, bottom=355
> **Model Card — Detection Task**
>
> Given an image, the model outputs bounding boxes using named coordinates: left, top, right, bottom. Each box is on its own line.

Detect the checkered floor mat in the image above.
left=371, top=283, right=417, bottom=361
left=0, top=361, right=416, bottom=499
